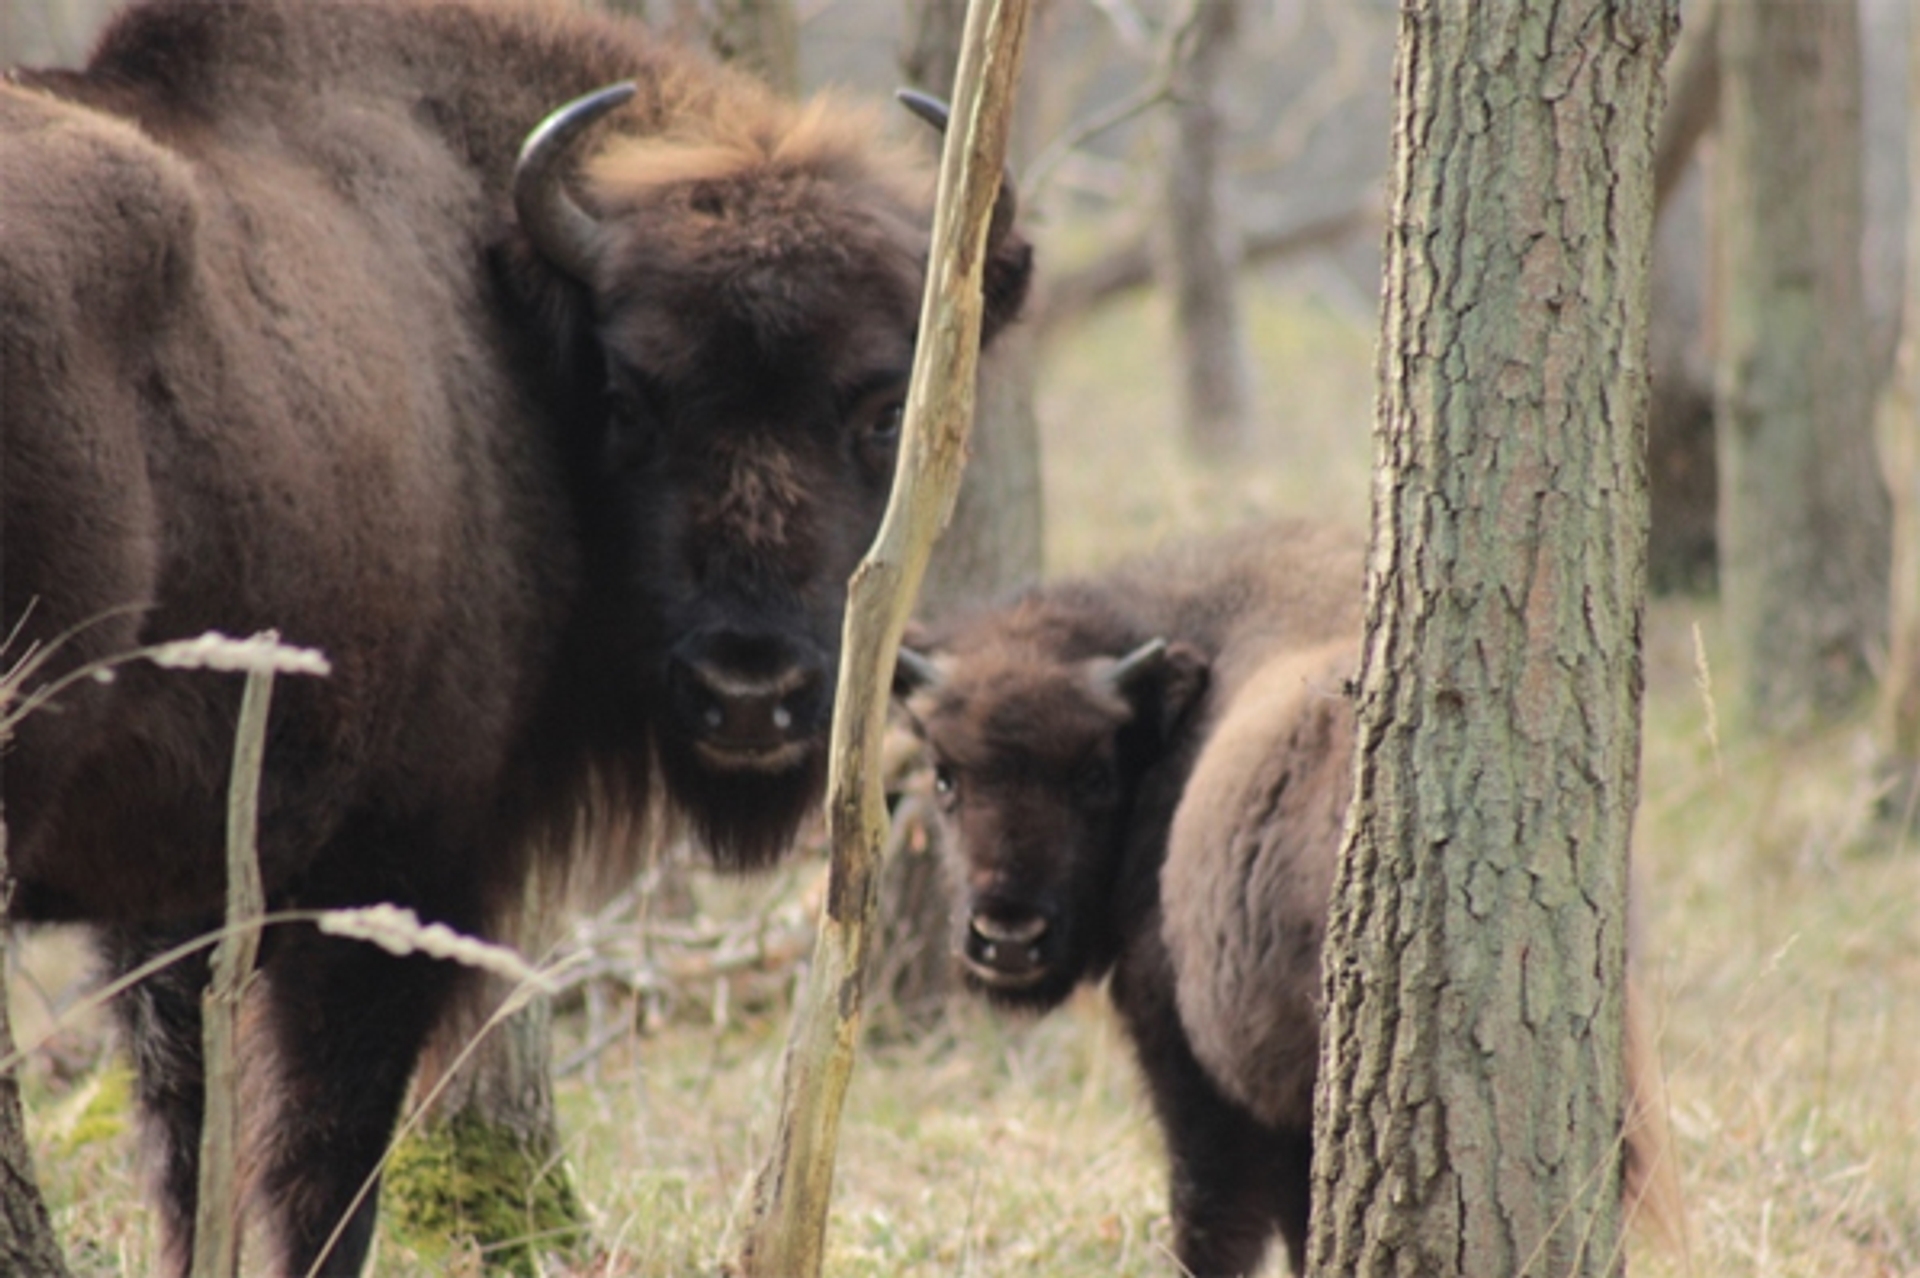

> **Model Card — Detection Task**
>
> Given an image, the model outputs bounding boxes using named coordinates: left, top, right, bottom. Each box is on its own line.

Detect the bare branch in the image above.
left=726, top=0, right=1036, bottom=1270
left=1032, top=199, right=1378, bottom=339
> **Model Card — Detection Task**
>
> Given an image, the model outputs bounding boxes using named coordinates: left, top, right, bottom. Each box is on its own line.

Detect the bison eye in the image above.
left=848, top=386, right=909, bottom=473
left=931, top=763, right=957, bottom=806
left=865, top=400, right=905, bottom=451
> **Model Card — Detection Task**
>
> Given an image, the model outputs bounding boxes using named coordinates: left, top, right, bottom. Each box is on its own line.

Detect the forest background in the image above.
left=3, top=0, right=1917, bottom=1274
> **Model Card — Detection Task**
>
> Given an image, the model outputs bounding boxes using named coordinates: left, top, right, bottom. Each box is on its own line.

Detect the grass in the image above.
left=12, top=277, right=1920, bottom=1275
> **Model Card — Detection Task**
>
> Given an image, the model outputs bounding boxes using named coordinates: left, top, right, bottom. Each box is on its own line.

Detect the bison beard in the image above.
left=897, top=521, right=1667, bottom=1278
left=0, top=1, right=1029, bottom=1274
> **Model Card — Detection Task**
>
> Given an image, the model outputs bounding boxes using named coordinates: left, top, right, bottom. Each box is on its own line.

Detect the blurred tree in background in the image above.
left=1715, top=0, right=1889, bottom=734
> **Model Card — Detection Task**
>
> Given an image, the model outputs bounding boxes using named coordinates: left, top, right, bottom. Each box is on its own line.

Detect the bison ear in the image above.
left=489, top=235, right=602, bottom=399
left=895, top=89, right=1031, bottom=344
left=980, top=228, right=1033, bottom=345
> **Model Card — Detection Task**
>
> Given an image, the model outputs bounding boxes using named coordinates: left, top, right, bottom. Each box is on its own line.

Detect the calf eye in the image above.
left=932, top=763, right=957, bottom=806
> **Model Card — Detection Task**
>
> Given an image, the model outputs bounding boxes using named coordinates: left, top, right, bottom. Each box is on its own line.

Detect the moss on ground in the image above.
left=382, top=1113, right=586, bottom=1277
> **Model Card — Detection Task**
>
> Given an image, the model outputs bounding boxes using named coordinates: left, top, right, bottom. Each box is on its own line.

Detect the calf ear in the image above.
left=892, top=645, right=943, bottom=700
left=1156, top=641, right=1210, bottom=726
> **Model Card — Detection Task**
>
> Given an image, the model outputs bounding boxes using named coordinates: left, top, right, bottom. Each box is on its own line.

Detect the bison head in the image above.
left=895, top=629, right=1207, bottom=1011
left=505, top=83, right=1031, bottom=870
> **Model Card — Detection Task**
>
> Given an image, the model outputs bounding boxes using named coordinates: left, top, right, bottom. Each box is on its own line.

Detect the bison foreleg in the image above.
left=252, top=923, right=466, bottom=1277
left=1116, top=944, right=1299, bottom=1277
left=102, top=921, right=217, bottom=1278
left=1157, top=1072, right=1299, bottom=1277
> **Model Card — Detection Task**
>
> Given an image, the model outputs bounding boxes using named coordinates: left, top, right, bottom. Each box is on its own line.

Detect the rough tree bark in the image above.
left=1309, top=3, right=1675, bottom=1275
left=0, top=688, right=71, bottom=1278
left=1715, top=0, right=1888, bottom=732
left=0, top=832, right=73, bottom=1278
left=1160, top=0, right=1255, bottom=460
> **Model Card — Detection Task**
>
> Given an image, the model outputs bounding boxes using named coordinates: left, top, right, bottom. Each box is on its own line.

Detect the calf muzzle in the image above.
left=961, top=909, right=1050, bottom=987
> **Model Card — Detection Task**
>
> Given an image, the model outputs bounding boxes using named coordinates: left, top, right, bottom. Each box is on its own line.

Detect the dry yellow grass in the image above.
left=12, top=280, right=1920, bottom=1275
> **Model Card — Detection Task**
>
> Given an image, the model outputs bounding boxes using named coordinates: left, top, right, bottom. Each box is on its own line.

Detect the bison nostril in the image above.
left=971, top=913, right=1048, bottom=945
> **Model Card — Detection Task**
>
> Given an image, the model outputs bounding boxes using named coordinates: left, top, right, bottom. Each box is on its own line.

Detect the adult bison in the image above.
left=0, top=0, right=1029, bottom=1272
left=894, top=520, right=1670, bottom=1276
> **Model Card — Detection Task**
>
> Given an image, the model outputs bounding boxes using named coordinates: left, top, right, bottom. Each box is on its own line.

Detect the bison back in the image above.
left=1159, top=639, right=1357, bottom=1131
left=0, top=74, right=572, bottom=922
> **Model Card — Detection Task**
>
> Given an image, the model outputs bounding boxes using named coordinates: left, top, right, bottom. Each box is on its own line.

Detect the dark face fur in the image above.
left=512, top=90, right=1032, bottom=870
left=898, top=636, right=1207, bottom=1010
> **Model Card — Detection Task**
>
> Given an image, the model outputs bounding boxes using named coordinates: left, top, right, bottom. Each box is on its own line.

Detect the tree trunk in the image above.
left=0, top=821, right=74, bottom=1278
left=1877, top=3, right=1920, bottom=802
left=1645, top=0, right=1720, bottom=596
left=1160, top=0, right=1254, bottom=460
left=1715, top=0, right=1888, bottom=732
left=386, top=981, right=582, bottom=1276
left=1309, top=3, right=1675, bottom=1275
left=877, top=0, right=1044, bottom=1029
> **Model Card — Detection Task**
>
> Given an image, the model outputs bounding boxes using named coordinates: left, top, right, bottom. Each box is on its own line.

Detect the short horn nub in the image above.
left=514, top=81, right=637, bottom=284
left=1105, top=638, right=1169, bottom=693
left=893, top=647, right=943, bottom=695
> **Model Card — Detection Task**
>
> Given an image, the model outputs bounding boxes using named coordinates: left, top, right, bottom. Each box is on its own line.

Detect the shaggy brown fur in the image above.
left=897, top=519, right=1673, bottom=1276
left=1, top=3, right=1028, bottom=1273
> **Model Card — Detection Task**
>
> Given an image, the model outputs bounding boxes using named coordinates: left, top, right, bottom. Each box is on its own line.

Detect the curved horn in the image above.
left=894, top=88, right=1019, bottom=249
left=513, top=81, right=637, bottom=283
left=893, top=646, right=944, bottom=696
left=1104, top=639, right=1169, bottom=693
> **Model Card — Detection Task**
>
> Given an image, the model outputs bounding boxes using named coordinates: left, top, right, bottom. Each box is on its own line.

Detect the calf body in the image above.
left=899, top=520, right=1670, bottom=1275
left=898, top=521, right=1363, bottom=1275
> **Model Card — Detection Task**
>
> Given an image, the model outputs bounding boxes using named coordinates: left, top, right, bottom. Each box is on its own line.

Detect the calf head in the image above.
left=507, top=83, right=1031, bottom=869
left=895, top=625, right=1207, bottom=1010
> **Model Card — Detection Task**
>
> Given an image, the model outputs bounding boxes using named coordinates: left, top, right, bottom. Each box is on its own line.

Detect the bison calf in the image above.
left=895, top=520, right=1669, bottom=1276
